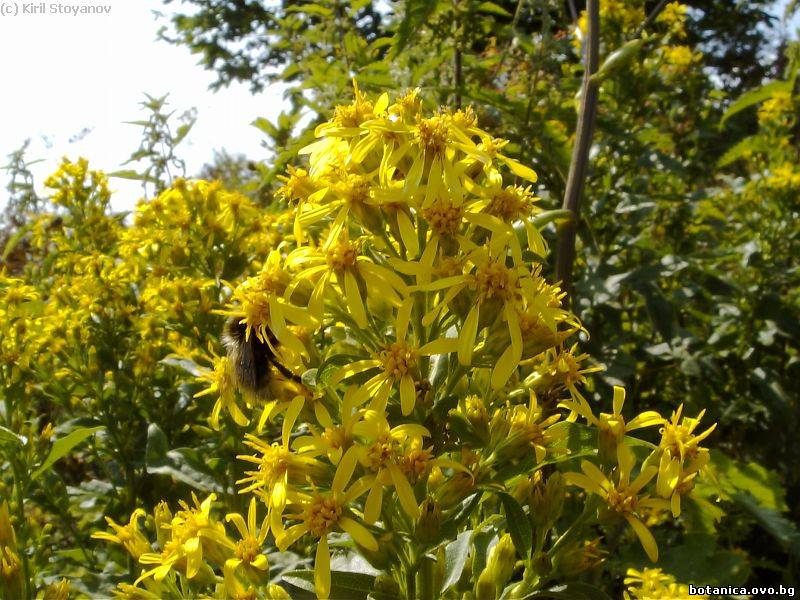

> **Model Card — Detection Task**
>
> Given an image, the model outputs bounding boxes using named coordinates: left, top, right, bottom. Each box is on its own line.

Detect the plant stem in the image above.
left=555, top=0, right=600, bottom=306
left=11, top=458, right=33, bottom=600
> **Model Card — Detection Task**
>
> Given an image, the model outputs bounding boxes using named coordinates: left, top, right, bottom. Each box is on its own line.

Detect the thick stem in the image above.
left=554, top=0, right=600, bottom=306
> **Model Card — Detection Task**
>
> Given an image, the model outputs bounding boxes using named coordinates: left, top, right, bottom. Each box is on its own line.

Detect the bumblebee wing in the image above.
left=237, top=336, right=260, bottom=391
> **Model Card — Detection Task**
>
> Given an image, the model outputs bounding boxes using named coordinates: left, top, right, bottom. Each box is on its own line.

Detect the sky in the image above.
left=0, top=1, right=798, bottom=214
left=0, top=0, right=286, bottom=212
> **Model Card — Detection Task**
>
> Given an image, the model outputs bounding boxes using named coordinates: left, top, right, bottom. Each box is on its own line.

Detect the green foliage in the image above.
left=111, top=93, right=197, bottom=198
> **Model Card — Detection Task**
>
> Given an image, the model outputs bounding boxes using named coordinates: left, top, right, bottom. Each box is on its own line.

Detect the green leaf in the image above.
left=2, top=222, right=34, bottom=260
left=530, top=209, right=575, bottom=229
left=0, top=425, right=25, bottom=447
left=476, top=1, right=513, bottom=17
left=591, top=38, right=645, bottom=83
left=145, top=424, right=221, bottom=492
left=716, top=135, right=768, bottom=167
left=442, top=530, right=472, bottom=591
left=720, top=80, right=792, bottom=126
left=145, top=423, right=169, bottom=462
left=108, top=169, right=157, bottom=182
left=393, top=0, right=438, bottom=56
left=282, top=569, right=376, bottom=599
left=640, top=282, right=675, bottom=341
left=520, top=582, right=613, bottom=600
left=30, top=426, right=103, bottom=481
left=498, top=492, right=532, bottom=558
left=706, top=450, right=787, bottom=511
left=252, top=116, right=278, bottom=137
left=733, top=493, right=800, bottom=558
left=173, top=122, right=194, bottom=145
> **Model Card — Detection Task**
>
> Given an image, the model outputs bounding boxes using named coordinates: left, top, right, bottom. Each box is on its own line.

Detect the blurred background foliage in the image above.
left=1, top=0, right=799, bottom=595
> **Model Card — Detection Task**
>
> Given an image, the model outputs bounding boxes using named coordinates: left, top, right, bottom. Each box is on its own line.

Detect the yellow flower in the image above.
left=329, top=299, right=459, bottom=414
left=137, top=493, right=234, bottom=584
left=225, top=498, right=269, bottom=573
left=493, top=391, right=564, bottom=463
left=659, top=404, right=716, bottom=463
left=559, top=386, right=663, bottom=448
left=624, top=567, right=705, bottom=599
left=92, top=508, right=151, bottom=560
left=237, top=432, right=324, bottom=538
left=286, top=230, right=407, bottom=328
left=347, top=410, right=431, bottom=522
left=277, top=455, right=378, bottom=599
left=193, top=353, right=249, bottom=428
left=565, top=444, right=668, bottom=562
left=293, top=386, right=366, bottom=464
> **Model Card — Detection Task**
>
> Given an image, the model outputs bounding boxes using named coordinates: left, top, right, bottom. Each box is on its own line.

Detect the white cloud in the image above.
left=0, top=0, right=286, bottom=212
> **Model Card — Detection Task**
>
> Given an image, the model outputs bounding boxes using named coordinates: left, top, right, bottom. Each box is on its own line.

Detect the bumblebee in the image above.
left=222, top=317, right=301, bottom=397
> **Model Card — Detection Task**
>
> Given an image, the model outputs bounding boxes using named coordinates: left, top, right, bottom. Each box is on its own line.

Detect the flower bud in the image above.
left=485, top=533, right=517, bottom=588
left=266, top=583, right=292, bottom=599
left=529, top=551, right=551, bottom=577
left=530, top=472, right=565, bottom=531
left=153, top=501, right=172, bottom=549
left=42, top=578, right=70, bottom=600
left=475, top=568, right=497, bottom=600
left=415, top=498, right=442, bottom=544
left=374, top=573, right=401, bottom=597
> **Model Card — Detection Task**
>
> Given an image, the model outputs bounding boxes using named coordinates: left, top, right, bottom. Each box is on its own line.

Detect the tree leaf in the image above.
left=476, top=1, right=513, bottom=17
left=519, top=582, right=613, bottom=600
left=30, top=426, right=104, bottom=481
left=733, top=492, right=800, bottom=558
left=282, top=569, right=376, bottom=599
left=591, top=38, right=645, bottom=83
left=442, top=530, right=472, bottom=591
left=498, top=492, right=532, bottom=558
left=392, top=0, right=438, bottom=55
left=720, top=80, right=792, bottom=126
left=108, top=169, right=157, bottom=182
left=0, top=425, right=25, bottom=447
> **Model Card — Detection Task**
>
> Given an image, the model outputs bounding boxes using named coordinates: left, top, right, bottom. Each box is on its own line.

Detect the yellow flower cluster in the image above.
left=659, top=45, right=702, bottom=76
left=92, top=495, right=289, bottom=600
left=624, top=567, right=707, bottom=599
left=96, top=85, right=716, bottom=599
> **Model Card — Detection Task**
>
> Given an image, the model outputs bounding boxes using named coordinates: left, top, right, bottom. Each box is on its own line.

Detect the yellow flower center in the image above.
left=606, top=487, right=639, bottom=514
left=660, top=422, right=699, bottom=460
left=258, top=266, right=288, bottom=296
left=235, top=535, right=261, bottom=563
left=598, top=413, right=626, bottom=439
left=416, top=115, right=449, bottom=156
left=487, top=186, right=534, bottom=221
left=391, top=89, right=421, bottom=119
left=333, top=98, right=374, bottom=127
left=422, top=200, right=464, bottom=237
left=366, top=437, right=396, bottom=471
left=555, top=351, right=583, bottom=385
left=257, top=444, right=291, bottom=485
left=451, top=107, right=477, bottom=129
left=326, top=239, right=358, bottom=271
left=303, top=494, right=342, bottom=537
left=379, top=341, right=416, bottom=379
left=400, top=447, right=431, bottom=483
left=279, top=168, right=318, bottom=202
left=333, top=173, right=370, bottom=206
left=474, top=260, right=516, bottom=302
left=465, top=395, right=488, bottom=424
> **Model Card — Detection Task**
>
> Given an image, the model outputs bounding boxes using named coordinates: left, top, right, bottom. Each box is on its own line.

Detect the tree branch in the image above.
left=555, top=0, right=600, bottom=305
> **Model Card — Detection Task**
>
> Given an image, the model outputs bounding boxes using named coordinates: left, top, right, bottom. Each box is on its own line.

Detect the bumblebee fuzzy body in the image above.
left=222, top=317, right=300, bottom=397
